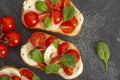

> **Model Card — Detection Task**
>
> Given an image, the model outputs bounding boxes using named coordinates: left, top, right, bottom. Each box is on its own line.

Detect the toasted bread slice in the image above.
left=21, top=0, right=84, bottom=36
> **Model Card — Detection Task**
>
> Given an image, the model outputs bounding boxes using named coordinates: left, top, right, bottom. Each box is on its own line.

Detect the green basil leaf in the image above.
left=53, top=40, right=60, bottom=48
left=60, top=54, right=76, bottom=67
left=32, top=75, right=41, bottom=80
left=0, top=76, right=12, bottom=80
left=97, top=41, right=110, bottom=70
left=62, top=5, right=75, bottom=22
left=44, top=64, right=60, bottom=74
left=44, top=16, right=52, bottom=28
left=35, top=1, right=48, bottom=11
left=30, top=49, right=44, bottom=62
left=50, top=0, right=59, bottom=4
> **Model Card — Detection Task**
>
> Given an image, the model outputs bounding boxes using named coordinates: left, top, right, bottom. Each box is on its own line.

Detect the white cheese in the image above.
left=58, top=59, right=83, bottom=79
left=44, top=44, right=58, bottom=65
left=20, top=43, right=38, bottom=66
left=21, top=76, right=29, bottom=80
left=0, top=68, right=21, bottom=77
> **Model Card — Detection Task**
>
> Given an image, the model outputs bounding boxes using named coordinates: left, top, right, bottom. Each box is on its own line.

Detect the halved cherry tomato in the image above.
left=60, top=25, right=75, bottom=33
left=57, top=42, right=69, bottom=56
left=38, top=62, right=47, bottom=69
left=46, top=0, right=62, bottom=9
left=38, top=12, right=51, bottom=22
left=24, top=11, right=39, bottom=27
left=4, top=31, right=22, bottom=47
left=65, top=49, right=80, bottom=63
left=12, top=75, right=21, bottom=80
left=62, top=66, right=73, bottom=75
left=61, top=0, right=70, bottom=9
left=50, top=56, right=61, bottom=64
left=52, top=9, right=62, bottom=24
left=0, top=43, right=8, bottom=59
left=0, top=16, right=15, bottom=32
left=45, top=36, right=57, bottom=47
left=20, top=69, right=33, bottom=80
left=30, top=32, right=46, bottom=48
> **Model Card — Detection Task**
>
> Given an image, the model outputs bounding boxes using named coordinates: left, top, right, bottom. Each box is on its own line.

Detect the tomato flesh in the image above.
left=0, top=16, right=15, bottom=32
left=30, top=32, right=46, bottom=48
left=62, top=66, right=73, bottom=76
left=38, top=62, right=47, bottom=69
left=24, top=11, right=39, bottom=27
left=38, top=12, right=51, bottom=22
left=0, top=43, right=8, bottom=59
left=50, top=56, right=61, bottom=64
left=20, top=69, right=33, bottom=80
left=61, top=0, right=70, bottom=9
left=57, top=42, right=69, bottom=56
left=52, top=9, right=62, bottom=24
left=45, top=36, right=57, bottom=47
left=12, top=75, right=21, bottom=80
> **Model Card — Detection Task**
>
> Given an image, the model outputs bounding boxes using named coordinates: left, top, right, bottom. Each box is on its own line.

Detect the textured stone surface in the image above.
left=0, top=0, right=120, bottom=80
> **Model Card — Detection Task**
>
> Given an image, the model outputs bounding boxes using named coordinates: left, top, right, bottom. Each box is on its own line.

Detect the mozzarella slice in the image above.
left=0, top=67, right=21, bottom=77
left=58, top=59, right=83, bottom=79
left=20, top=43, right=38, bottom=66
left=21, top=76, right=29, bottom=80
left=44, top=44, right=58, bottom=65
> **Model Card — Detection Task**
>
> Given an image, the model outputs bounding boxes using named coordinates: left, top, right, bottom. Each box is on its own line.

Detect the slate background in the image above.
left=0, top=0, right=120, bottom=80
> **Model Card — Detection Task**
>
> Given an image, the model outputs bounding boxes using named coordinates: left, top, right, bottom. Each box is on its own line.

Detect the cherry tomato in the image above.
left=52, top=9, right=62, bottom=24
left=30, top=32, right=46, bottom=48
left=0, top=43, right=8, bottom=59
left=65, top=49, right=80, bottom=63
left=50, top=56, right=61, bottom=64
left=38, top=62, right=47, bottom=69
left=0, top=16, right=15, bottom=32
left=60, top=25, right=75, bottom=33
left=61, top=0, right=70, bottom=9
left=38, top=12, right=51, bottom=22
left=57, top=42, right=69, bottom=56
left=12, top=75, right=21, bottom=80
left=46, top=0, right=62, bottom=9
left=62, top=66, right=73, bottom=75
left=24, top=11, right=39, bottom=27
left=20, top=69, right=33, bottom=80
left=4, top=31, right=22, bottom=47
left=45, top=36, right=57, bottom=47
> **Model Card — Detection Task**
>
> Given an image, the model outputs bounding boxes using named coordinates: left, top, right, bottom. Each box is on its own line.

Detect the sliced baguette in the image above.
left=20, top=32, right=83, bottom=79
left=21, top=0, right=84, bottom=36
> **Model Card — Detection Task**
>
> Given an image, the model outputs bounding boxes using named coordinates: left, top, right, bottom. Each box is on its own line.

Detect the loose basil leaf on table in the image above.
left=60, top=54, right=76, bottom=67
left=32, top=75, right=41, bottom=80
left=0, top=76, right=12, bottom=80
left=44, top=64, right=60, bottom=74
left=96, top=41, right=110, bottom=70
left=29, top=49, right=44, bottom=62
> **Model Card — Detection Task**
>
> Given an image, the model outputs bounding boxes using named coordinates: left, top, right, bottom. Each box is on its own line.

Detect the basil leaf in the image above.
left=32, top=75, right=41, bottom=80
left=60, top=54, right=76, bottom=67
left=62, top=5, right=75, bottom=22
left=50, top=0, right=59, bottom=4
left=44, top=64, right=60, bottom=74
left=0, top=76, right=12, bottom=80
left=97, top=41, right=110, bottom=70
left=44, top=16, right=52, bottom=28
left=35, top=1, right=48, bottom=12
left=30, top=49, right=44, bottom=62
left=53, top=40, right=60, bottom=48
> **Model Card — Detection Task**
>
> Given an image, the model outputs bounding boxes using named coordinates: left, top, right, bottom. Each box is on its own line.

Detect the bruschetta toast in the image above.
left=20, top=32, right=83, bottom=79
left=21, top=0, right=84, bottom=36
left=0, top=66, right=41, bottom=80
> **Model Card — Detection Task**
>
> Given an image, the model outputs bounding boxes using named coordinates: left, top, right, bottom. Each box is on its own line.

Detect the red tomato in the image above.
left=50, top=56, right=61, bottom=64
left=62, top=66, right=73, bottom=75
left=57, top=42, right=69, bottom=56
left=38, top=62, right=47, bottom=69
left=12, top=75, right=21, bottom=80
left=65, top=49, right=80, bottom=63
left=20, top=69, right=33, bottom=80
left=60, top=25, right=75, bottom=33
left=24, top=11, right=39, bottom=27
left=45, top=36, right=57, bottom=47
left=4, top=31, right=22, bottom=47
left=0, top=43, right=8, bottom=59
left=46, top=0, right=62, bottom=9
left=30, top=32, right=46, bottom=48
left=0, top=16, right=15, bottom=32
left=61, top=0, right=70, bottom=9
left=38, top=12, right=51, bottom=22
left=52, top=9, right=62, bottom=24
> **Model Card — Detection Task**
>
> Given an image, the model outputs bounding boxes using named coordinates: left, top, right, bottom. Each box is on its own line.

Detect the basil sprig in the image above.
left=50, top=0, right=59, bottom=4
left=53, top=40, right=60, bottom=48
left=44, top=16, right=52, bottom=28
left=0, top=76, right=12, bottom=80
left=62, top=5, right=75, bottom=22
left=32, top=75, right=41, bottom=80
left=29, top=49, right=44, bottom=62
left=97, top=41, right=110, bottom=70
left=35, top=1, right=48, bottom=12
left=60, top=54, right=76, bottom=67
left=44, top=64, right=60, bottom=74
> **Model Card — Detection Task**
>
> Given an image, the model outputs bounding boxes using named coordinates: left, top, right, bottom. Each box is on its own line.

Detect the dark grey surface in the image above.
left=0, top=0, right=120, bottom=80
